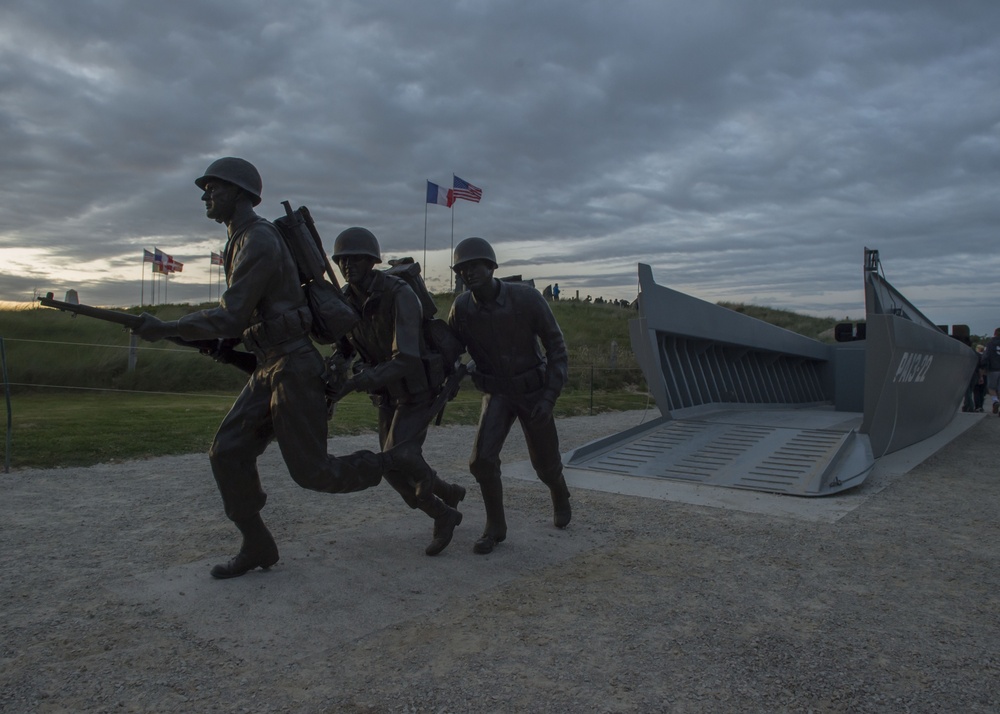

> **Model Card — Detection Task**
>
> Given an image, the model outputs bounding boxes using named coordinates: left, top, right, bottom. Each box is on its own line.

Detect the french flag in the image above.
left=426, top=180, right=454, bottom=207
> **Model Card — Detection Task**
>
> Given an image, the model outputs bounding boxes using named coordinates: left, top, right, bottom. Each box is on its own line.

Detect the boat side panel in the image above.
left=861, top=313, right=977, bottom=457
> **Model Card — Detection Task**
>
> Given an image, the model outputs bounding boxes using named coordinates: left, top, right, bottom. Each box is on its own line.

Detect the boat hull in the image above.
left=860, top=313, right=976, bottom=457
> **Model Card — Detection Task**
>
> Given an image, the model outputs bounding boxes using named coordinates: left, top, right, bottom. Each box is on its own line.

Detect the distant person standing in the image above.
left=974, top=345, right=987, bottom=412
left=552, top=283, right=560, bottom=301
left=982, top=328, right=1000, bottom=415
left=448, top=237, right=571, bottom=555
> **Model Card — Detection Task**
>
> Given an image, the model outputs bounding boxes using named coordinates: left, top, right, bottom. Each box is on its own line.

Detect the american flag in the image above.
left=452, top=175, right=482, bottom=203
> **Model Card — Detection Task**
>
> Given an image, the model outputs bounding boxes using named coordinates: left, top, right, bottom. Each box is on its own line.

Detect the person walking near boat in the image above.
left=981, top=329, right=1000, bottom=415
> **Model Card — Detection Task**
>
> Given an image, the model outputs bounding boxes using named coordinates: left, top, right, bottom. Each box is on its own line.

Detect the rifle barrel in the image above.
left=37, top=297, right=140, bottom=329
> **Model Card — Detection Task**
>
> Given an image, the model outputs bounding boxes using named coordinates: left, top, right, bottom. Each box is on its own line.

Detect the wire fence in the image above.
left=0, top=335, right=649, bottom=397
left=0, top=335, right=653, bottom=471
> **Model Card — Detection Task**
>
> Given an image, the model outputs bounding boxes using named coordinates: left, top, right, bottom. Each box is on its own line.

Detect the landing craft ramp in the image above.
left=566, top=408, right=874, bottom=496
left=567, top=254, right=976, bottom=497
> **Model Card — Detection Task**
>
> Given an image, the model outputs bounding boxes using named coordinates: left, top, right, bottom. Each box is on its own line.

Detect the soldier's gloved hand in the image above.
left=327, top=376, right=360, bottom=404
left=132, top=312, right=179, bottom=342
left=530, top=398, right=555, bottom=424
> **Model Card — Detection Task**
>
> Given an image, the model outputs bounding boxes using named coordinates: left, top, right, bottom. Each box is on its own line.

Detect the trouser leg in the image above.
left=470, top=394, right=517, bottom=553
left=520, top=396, right=571, bottom=528
left=374, top=401, right=461, bottom=555
left=378, top=400, right=466, bottom=507
left=273, top=349, right=384, bottom=493
left=209, top=378, right=273, bottom=522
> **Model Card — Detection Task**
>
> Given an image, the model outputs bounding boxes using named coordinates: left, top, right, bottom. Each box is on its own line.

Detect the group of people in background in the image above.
left=971, top=327, right=1000, bottom=415
left=541, top=282, right=635, bottom=310
left=133, top=157, right=572, bottom=579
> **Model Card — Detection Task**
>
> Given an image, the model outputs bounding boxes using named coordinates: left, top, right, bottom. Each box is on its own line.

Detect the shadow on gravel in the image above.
left=115, top=511, right=603, bottom=661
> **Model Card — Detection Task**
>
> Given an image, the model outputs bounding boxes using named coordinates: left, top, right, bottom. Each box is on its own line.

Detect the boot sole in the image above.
left=210, top=549, right=279, bottom=579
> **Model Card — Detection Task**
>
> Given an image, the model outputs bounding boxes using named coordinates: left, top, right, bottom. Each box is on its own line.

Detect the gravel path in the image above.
left=1, top=409, right=998, bottom=713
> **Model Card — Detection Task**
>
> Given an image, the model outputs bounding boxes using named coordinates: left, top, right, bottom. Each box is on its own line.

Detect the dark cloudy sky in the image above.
left=3, top=1, right=999, bottom=332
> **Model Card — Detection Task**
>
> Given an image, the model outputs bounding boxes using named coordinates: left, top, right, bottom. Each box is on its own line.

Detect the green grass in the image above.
left=0, top=386, right=650, bottom=470
left=0, top=292, right=855, bottom=470
left=718, top=301, right=847, bottom=342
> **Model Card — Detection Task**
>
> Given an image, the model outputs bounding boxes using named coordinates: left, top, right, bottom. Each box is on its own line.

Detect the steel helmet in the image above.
left=195, top=157, right=263, bottom=206
left=332, top=227, right=382, bottom=263
left=452, top=237, right=497, bottom=271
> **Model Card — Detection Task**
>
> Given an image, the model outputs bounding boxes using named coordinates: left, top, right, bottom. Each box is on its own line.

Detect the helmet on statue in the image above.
left=452, top=237, right=497, bottom=271
left=195, top=157, right=263, bottom=206
left=332, top=227, right=382, bottom=263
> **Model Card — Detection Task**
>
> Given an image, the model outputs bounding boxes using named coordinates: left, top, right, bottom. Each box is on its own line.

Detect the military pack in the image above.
left=385, top=259, right=464, bottom=371
left=273, top=202, right=359, bottom=344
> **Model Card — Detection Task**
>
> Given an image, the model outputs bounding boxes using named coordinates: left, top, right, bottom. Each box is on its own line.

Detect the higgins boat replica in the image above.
left=566, top=249, right=977, bottom=496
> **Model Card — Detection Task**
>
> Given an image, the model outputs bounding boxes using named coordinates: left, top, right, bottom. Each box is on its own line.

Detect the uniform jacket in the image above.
left=176, top=212, right=309, bottom=352
left=448, top=279, right=568, bottom=404
left=337, top=270, right=430, bottom=399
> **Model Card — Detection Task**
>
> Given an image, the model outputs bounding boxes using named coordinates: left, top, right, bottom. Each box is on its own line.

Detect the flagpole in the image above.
left=423, top=199, right=428, bottom=272
left=140, top=252, right=145, bottom=307
left=450, top=201, right=456, bottom=293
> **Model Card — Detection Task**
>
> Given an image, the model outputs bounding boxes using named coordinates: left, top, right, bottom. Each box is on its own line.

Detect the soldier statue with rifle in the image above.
left=131, top=157, right=428, bottom=579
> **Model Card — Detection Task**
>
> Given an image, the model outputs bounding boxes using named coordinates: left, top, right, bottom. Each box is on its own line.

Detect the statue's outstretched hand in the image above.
left=132, top=312, right=178, bottom=342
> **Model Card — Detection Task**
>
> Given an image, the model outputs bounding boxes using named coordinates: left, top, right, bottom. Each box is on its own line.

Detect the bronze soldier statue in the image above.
left=133, top=158, right=424, bottom=579
left=447, top=237, right=571, bottom=554
left=329, top=228, right=465, bottom=555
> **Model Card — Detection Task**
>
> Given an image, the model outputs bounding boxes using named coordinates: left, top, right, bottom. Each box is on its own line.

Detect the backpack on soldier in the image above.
left=385, top=259, right=464, bottom=372
left=273, top=202, right=359, bottom=344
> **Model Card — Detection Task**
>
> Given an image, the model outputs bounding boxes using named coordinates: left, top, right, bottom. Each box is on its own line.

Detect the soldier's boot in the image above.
left=434, top=475, right=467, bottom=510
left=473, top=479, right=508, bottom=555
left=210, top=513, right=280, bottom=580
left=540, top=470, right=572, bottom=528
left=422, top=497, right=463, bottom=556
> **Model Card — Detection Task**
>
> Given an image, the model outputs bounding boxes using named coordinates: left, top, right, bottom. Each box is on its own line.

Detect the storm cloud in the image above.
left=2, top=0, right=998, bottom=331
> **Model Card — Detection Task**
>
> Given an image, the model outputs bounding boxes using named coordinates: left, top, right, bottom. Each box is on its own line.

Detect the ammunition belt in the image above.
left=470, top=366, right=545, bottom=395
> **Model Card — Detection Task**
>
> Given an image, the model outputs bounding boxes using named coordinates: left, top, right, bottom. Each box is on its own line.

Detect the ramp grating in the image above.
left=569, top=413, right=857, bottom=495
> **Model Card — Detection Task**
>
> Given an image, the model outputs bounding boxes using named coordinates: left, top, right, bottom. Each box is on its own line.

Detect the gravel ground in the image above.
left=1, top=408, right=998, bottom=713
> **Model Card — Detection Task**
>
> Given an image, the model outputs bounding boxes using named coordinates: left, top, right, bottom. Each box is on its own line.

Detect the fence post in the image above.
left=589, top=365, right=594, bottom=416
left=128, top=333, right=138, bottom=372
left=1, top=337, right=10, bottom=473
